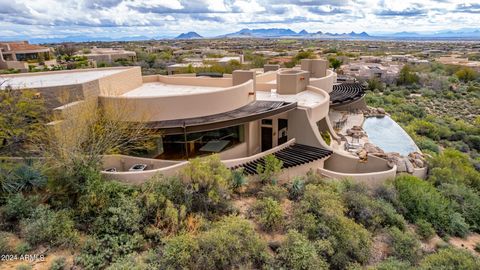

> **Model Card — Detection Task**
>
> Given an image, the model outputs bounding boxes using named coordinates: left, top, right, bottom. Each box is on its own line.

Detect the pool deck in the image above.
left=328, top=109, right=367, bottom=155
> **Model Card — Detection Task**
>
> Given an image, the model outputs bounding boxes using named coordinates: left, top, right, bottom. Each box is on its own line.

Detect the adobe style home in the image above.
left=0, top=60, right=427, bottom=187
left=0, top=41, right=56, bottom=71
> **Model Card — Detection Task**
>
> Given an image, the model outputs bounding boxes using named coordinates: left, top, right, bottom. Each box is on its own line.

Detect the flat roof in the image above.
left=0, top=68, right=128, bottom=89
left=256, top=90, right=326, bottom=109
left=122, top=82, right=223, bottom=97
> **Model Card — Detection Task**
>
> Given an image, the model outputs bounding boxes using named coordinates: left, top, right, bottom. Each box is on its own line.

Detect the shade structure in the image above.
left=147, top=100, right=297, bottom=135
left=231, top=143, right=333, bottom=175
left=330, top=83, right=366, bottom=106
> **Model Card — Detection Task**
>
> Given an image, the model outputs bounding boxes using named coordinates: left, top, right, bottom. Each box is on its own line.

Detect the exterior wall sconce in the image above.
left=248, top=92, right=255, bottom=96
left=299, top=77, right=305, bottom=81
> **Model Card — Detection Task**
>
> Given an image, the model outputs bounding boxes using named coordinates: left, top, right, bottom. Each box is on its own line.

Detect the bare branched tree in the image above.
left=41, top=97, right=158, bottom=175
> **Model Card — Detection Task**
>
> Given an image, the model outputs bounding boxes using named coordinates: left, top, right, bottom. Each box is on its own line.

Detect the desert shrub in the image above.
left=394, top=175, right=468, bottom=236
left=76, top=233, right=144, bottom=270
left=105, top=253, right=150, bottom=270
left=387, top=227, right=421, bottom=264
left=259, top=184, right=288, bottom=202
left=416, top=138, right=439, bottom=153
left=438, top=183, right=480, bottom=232
left=419, top=247, right=480, bottom=270
left=370, top=257, right=411, bottom=270
left=288, top=177, right=306, bottom=200
left=21, top=205, right=78, bottom=247
left=291, top=184, right=372, bottom=269
left=252, top=197, right=284, bottom=232
left=49, top=257, right=66, bottom=270
left=92, top=194, right=142, bottom=235
left=415, top=219, right=435, bottom=240
left=16, top=264, right=32, bottom=270
left=181, top=155, right=232, bottom=216
left=230, top=168, right=247, bottom=191
left=257, top=154, right=283, bottom=184
left=343, top=190, right=406, bottom=231
left=195, top=216, right=270, bottom=269
left=276, top=230, right=329, bottom=270
left=428, top=149, right=480, bottom=190
left=0, top=231, right=13, bottom=254
left=14, top=242, right=31, bottom=254
left=0, top=163, right=46, bottom=194
left=1, top=194, right=38, bottom=224
left=160, top=234, right=199, bottom=270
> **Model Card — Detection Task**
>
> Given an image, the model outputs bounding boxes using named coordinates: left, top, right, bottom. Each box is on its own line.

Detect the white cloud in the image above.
left=0, top=0, right=478, bottom=39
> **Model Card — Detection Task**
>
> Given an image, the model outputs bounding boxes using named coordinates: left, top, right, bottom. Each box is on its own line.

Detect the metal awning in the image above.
left=147, top=100, right=297, bottom=134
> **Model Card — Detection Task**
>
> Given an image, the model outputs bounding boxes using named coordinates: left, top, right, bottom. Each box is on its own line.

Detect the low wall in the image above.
left=331, top=95, right=368, bottom=111
left=102, top=154, right=182, bottom=171
left=319, top=152, right=397, bottom=188
left=101, top=161, right=188, bottom=185
left=309, top=70, right=336, bottom=93
left=98, top=80, right=255, bottom=122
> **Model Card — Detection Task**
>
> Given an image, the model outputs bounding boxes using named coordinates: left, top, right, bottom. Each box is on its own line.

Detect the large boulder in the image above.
left=364, top=143, right=385, bottom=155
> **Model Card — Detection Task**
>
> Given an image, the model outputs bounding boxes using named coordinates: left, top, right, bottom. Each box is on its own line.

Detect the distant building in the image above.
left=341, top=63, right=402, bottom=83
left=436, top=55, right=480, bottom=71
left=76, top=47, right=137, bottom=64
left=167, top=55, right=243, bottom=75
left=0, top=41, right=56, bottom=71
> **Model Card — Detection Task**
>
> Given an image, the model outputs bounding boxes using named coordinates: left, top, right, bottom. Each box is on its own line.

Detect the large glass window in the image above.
left=156, top=125, right=245, bottom=160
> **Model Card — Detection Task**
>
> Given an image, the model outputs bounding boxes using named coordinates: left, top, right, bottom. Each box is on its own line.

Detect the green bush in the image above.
left=16, top=264, right=32, bottom=270
left=105, top=253, right=149, bottom=270
left=21, top=205, right=78, bottom=247
left=394, top=175, right=468, bottom=236
left=230, top=168, right=247, bottom=191
left=288, top=177, right=306, bottom=200
left=92, top=194, right=142, bottom=235
left=181, top=155, right=232, bottom=216
left=370, top=257, right=411, bottom=270
left=419, top=247, right=480, bottom=270
left=387, top=227, right=421, bottom=264
left=49, top=256, right=66, bottom=270
left=438, top=183, right=480, bottom=232
left=160, top=234, right=199, bottom=270
left=257, top=154, right=283, bottom=184
left=343, top=189, right=406, bottom=231
left=252, top=197, right=284, bottom=232
left=76, top=233, right=144, bottom=270
left=259, top=184, right=288, bottom=202
left=415, top=219, right=435, bottom=240
left=277, top=230, right=329, bottom=270
left=291, top=184, right=372, bottom=269
left=195, top=216, right=270, bottom=269
left=2, top=194, right=38, bottom=224
left=0, top=231, right=13, bottom=254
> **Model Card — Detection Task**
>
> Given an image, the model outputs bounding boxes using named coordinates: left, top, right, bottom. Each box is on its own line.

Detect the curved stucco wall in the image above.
left=98, top=80, right=255, bottom=122
left=309, top=69, right=336, bottom=93
left=102, top=154, right=182, bottom=171
left=319, top=152, right=397, bottom=187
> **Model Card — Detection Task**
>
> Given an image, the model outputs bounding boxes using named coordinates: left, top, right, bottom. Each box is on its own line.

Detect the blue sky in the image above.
left=0, top=0, right=479, bottom=39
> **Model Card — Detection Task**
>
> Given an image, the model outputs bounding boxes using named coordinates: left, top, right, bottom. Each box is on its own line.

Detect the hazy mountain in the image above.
left=219, top=28, right=298, bottom=38
left=298, top=29, right=309, bottom=35
left=175, top=31, right=203, bottom=39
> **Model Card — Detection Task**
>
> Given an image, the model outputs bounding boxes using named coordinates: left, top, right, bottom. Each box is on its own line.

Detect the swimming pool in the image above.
left=362, top=116, right=419, bottom=156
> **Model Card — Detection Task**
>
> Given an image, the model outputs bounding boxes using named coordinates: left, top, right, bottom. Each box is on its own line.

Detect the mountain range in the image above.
left=175, top=31, right=203, bottom=39
left=4, top=28, right=480, bottom=43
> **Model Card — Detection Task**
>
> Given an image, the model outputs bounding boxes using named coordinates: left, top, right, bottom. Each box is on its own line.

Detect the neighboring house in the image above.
left=341, top=63, right=402, bottom=83
left=436, top=55, right=480, bottom=72
left=76, top=47, right=137, bottom=64
left=0, top=41, right=56, bottom=71
left=167, top=55, right=243, bottom=74
left=1, top=59, right=420, bottom=186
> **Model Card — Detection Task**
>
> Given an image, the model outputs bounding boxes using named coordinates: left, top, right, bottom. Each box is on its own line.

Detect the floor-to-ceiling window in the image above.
left=156, top=125, right=245, bottom=160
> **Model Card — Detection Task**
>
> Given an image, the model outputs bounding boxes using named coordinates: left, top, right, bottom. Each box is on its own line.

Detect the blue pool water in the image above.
left=362, top=116, right=419, bottom=156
